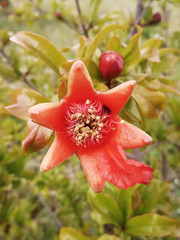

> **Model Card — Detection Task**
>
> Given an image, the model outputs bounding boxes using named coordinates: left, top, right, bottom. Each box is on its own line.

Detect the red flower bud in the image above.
left=99, top=51, right=124, bottom=82
left=56, top=12, right=63, bottom=20
left=152, top=13, right=162, bottom=23
left=1, top=0, right=8, bottom=7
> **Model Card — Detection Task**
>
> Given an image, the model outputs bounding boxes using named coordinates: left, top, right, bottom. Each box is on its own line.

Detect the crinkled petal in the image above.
left=66, top=60, right=96, bottom=102
left=97, top=80, right=136, bottom=114
left=28, top=101, right=66, bottom=131
left=97, top=144, right=154, bottom=189
left=77, top=149, right=106, bottom=192
left=40, top=132, right=75, bottom=172
left=112, top=117, right=152, bottom=149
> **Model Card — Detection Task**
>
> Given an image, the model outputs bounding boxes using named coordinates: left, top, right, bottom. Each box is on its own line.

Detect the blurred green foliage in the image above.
left=0, top=0, right=180, bottom=239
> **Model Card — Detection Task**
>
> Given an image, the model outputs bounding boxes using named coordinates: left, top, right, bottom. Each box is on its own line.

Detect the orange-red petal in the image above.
left=40, top=132, right=75, bottom=172
left=112, top=117, right=152, bottom=149
left=28, top=101, right=66, bottom=131
left=97, top=144, right=153, bottom=189
left=77, top=149, right=106, bottom=192
left=66, top=60, right=96, bottom=102
left=97, top=80, right=136, bottom=114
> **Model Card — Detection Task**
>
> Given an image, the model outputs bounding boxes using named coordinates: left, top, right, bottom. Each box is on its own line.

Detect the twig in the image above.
left=0, top=46, right=43, bottom=94
left=0, top=48, right=13, bottom=67
left=22, top=71, right=42, bottom=93
left=37, top=193, right=63, bottom=229
left=75, top=0, right=88, bottom=37
left=126, top=141, right=159, bottom=161
left=128, top=0, right=153, bottom=39
left=61, top=19, right=81, bottom=35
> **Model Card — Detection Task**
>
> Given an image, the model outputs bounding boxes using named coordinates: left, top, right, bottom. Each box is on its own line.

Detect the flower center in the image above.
left=64, top=99, right=115, bottom=148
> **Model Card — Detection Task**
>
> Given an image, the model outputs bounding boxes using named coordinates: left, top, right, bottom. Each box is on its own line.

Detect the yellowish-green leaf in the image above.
left=132, top=85, right=166, bottom=118
left=141, top=47, right=160, bottom=62
left=152, top=55, right=180, bottom=74
left=122, top=25, right=142, bottom=73
left=77, top=36, right=89, bottom=58
left=117, top=185, right=137, bottom=224
left=159, top=48, right=180, bottom=57
left=88, top=188, right=123, bottom=227
left=134, top=179, right=160, bottom=215
left=86, top=24, right=125, bottom=58
left=5, top=88, right=49, bottom=120
left=10, top=31, right=66, bottom=74
left=58, top=79, right=67, bottom=100
left=126, top=214, right=176, bottom=237
left=96, top=83, right=109, bottom=92
left=59, top=227, right=89, bottom=240
left=143, top=38, right=164, bottom=49
left=119, top=97, right=143, bottom=124
left=171, top=221, right=180, bottom=237
left=98, top=234, right=121, bottom=240
left=106, top=36, right=125, bottom=54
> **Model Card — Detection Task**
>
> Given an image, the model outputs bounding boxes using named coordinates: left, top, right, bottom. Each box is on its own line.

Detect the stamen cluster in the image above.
left=65, top=99, right=114, bottom=148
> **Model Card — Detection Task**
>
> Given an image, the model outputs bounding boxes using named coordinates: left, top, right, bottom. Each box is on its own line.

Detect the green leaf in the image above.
left=159, top=48, right=180, bottom=57
left=134, top=180, right=160, bottom=215
left=10, top=31, right=66, bottom=74
left=88, top=188, right=123, bottom=227
left=143, top=38, right=164, bottom=49
left=86, top=24, right=125, bottom=58
left=132, top=85, right=166, bottom=119
left=122, top=25, right=142, bottom=73
left=90, top=0, right=103, bottom=22
left=159, top=81, right=180, bottom=96
left=0, top=198, right=15, bottom=221
left=97, top=234, right=121, bottom=240
left=58, top=79, right=67, bottom=100
left=77, top=36, right=88, bottom=58
left=126, top=214, right=176, bottom=237
left=95, top=83, right=109, bottom=92
left=171, top=221, right=180, bottom=237
left=119, top=97, right=143, bottom=124
left=59, top=227, right=89, bottom=240
left=152, top=55, right=180, bottom=74
left=60, top=58, right=101, bottom=81
left=5, top=88, right=49, bottom=120
left=117, top=185, right=137, bottom=224
left=22, top=119, right=53, bottom=154
left=106, top=36, right=125, bottom=53
left=141, top=47, right=160, bottom=62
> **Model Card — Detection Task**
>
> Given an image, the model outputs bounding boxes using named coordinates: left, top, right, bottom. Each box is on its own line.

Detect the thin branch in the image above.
left=37, top=193, right=63, bottom=229
left=139, top=141, right=159, bottom=158
left=75, top=0, right=88, bottom=37
left=126, top=141, right=159, bottom=161
left=128, top=0, right=153, bottom=39
left=0, top=46, right=43, bottom=94
left=61, top=18, right=81, bottom=35
left=22, top=71, right=42, bottom=93
left=0, top=48, right=13, bottom=67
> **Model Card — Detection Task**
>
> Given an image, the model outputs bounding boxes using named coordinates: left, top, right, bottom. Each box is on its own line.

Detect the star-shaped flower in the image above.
left=29, top=60, right=153, bottom=192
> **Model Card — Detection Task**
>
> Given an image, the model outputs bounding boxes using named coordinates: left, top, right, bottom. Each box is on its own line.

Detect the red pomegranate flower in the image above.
left=29, top=60, right=153, bottom=192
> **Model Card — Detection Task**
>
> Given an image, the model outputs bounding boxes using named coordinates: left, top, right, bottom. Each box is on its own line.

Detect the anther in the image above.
left=86, top=99, right=90, bottom=105
left=98, top=123, right=104, bottom=128
left=88, top=109, right=94, bottom=114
